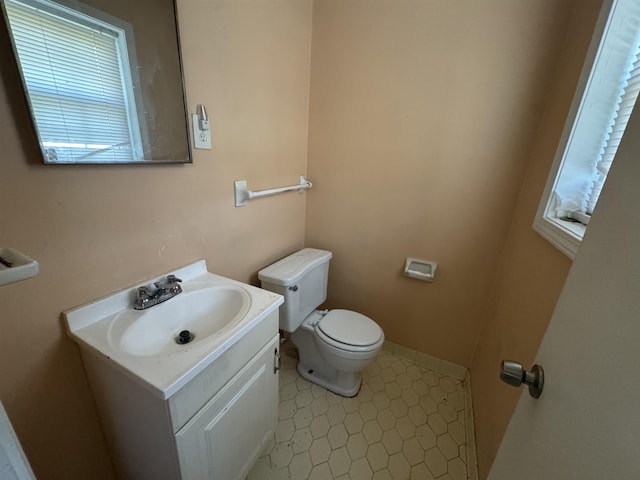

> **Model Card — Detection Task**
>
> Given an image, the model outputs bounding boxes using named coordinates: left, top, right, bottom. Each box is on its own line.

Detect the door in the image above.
left=0, top=402, right=36, bottom=480
left=487, top=96, right=640, bottom=476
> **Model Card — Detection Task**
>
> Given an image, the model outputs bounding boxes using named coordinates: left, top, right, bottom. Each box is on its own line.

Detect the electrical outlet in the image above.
left=192, top=114, right=211, bottom=149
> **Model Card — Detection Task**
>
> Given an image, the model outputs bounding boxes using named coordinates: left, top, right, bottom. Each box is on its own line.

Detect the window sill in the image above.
left=532, top=215, right=585, bottom=260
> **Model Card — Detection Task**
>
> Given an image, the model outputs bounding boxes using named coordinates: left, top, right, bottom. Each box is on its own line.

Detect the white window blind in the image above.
left=534, top=0, right=640, bottom=259
left=587, top=48, right=640, bottom=215
left=550, top=0, right=640, bottom=223
left=4, top=0, right=142, bottom=163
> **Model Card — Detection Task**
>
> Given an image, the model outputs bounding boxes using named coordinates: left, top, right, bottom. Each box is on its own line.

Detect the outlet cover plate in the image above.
left=192, top=114, right=211, bottom=149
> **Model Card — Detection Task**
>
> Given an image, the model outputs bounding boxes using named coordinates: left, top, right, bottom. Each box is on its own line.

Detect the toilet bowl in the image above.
left=258, top=249, right=385, bottom=397
left=314, top=309, right=384, bottom=371
left=291, top=309, right=384, bottom=396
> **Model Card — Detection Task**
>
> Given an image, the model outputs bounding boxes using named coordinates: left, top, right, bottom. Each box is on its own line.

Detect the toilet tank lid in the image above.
left=258, top=248, right=332, bottom=286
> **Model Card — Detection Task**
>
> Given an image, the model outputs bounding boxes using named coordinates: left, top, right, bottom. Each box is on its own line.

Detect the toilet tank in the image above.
left=258, top=248, right=332, bottom=332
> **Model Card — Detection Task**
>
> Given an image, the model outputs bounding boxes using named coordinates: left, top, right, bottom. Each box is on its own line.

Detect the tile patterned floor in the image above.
left=247, top=342, right=471, bottom=480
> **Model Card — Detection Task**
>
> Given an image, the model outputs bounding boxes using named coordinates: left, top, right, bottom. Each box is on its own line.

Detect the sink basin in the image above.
left=63, top=260, right=284, bottom=398
left=113, top=286, right=251, bottom=357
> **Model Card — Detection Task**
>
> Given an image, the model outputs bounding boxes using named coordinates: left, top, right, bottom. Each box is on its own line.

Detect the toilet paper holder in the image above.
left=404, top=257, right=437, bottom=282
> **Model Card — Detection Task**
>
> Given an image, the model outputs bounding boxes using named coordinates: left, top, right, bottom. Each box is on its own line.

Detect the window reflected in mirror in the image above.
left=1, top=0, right=191, bottom=164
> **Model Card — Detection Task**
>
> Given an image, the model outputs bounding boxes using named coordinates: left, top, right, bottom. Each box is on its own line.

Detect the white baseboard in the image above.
left=382, top=340, right=467, bottom=380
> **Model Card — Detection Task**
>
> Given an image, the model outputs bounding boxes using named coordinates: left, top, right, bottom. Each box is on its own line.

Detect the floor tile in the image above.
left=310, top=436, right=331, bottom=465
left=309, top=462, right=332, bottom=480
left=402, top=437, right=425, bottom=467
left=381, top=429, right=403, bottom=455
left=329, top=447, right=351, bottom=477
left=349, top=457, right=372, bottom=479
left=346, top=432, right=367, bottom=460
left=247, top=343, right=474, bottom=480
left=388, top=452, right=410, bottom=479
left=362, top=420, right=383, bottom=444
left=291, top=427, right=313, bottom=454
left=437, top=432, right=459, bottom=461
left=310, top=415, right=330, bottom=439
left=328, top=424, right=349, bottom=449
left=289, top=452, right=312, bottom=480
left=366, top=441, right=388, bottom=472
left=424, top=447, right=447, bottom=477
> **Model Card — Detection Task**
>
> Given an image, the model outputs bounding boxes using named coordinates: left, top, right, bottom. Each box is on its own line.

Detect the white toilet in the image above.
left=258, top=248, right=384, bottom=397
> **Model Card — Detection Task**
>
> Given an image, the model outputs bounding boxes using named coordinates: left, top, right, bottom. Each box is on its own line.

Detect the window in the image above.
left=534, top=0, right=640, bottom=259
left=3, top=0, right=143, bottom=163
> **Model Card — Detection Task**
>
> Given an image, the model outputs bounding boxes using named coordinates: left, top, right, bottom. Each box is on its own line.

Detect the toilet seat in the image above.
left=315, top=309, right=384, bottom=352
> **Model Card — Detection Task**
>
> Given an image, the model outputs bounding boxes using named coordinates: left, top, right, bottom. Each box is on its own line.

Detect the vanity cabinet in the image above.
left=79, top=311, right=280, bottom=480
left=176, top=334, right=279, bottom=479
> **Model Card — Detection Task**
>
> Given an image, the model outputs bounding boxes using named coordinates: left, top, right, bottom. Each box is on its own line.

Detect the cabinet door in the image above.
left=175, top=334, right=279, bottom=480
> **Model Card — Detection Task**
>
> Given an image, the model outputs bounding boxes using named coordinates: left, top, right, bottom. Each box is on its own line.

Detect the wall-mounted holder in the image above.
left=0, top=248, right=39, bottom=286
left=403, top=257, right=437, bottom=282
left=234, top=176, right=312, bottom=207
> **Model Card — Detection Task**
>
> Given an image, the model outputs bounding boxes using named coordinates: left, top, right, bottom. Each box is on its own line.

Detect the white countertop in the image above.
left=64, top=260, right=283, bottom=399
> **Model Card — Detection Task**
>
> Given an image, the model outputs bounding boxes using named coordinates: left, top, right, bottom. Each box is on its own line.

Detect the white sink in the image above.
left=115, top=285, right=250, bottom=357
left=64, top=260, right=283, bottom=398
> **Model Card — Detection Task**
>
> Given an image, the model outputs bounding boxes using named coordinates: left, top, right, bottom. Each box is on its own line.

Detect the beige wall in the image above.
left=470, top=2, right=603, bottom=477
left=305, top=0, right=575, bottom=366
left=0, top=0, right=607, bottom=478
left=0, top=0, right=312, bottom=478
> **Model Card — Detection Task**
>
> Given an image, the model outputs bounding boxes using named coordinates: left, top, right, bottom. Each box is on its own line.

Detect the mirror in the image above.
left=1, top=0, right=191, bottom=164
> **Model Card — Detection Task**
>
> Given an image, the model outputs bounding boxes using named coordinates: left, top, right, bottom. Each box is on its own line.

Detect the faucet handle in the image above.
left=155, top=275, right=182, bottom=288
left=136, top=286, right=151, bottom=300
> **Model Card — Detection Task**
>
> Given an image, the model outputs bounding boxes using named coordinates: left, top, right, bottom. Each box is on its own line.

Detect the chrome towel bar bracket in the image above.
left=234, top=176, right=313, bottom=207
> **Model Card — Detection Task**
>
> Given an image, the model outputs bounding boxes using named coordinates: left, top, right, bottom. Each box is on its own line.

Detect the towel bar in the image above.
left=234, top=176, right=312, bottom=207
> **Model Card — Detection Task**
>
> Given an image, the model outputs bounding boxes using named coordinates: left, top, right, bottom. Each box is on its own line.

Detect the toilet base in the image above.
left=296, top=361, right=361, bottom=398
left=291, top=317, right=363, bottom=397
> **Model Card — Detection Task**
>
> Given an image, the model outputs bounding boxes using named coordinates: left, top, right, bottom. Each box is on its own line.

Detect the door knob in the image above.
left=500, top=360, right=544, bottom=399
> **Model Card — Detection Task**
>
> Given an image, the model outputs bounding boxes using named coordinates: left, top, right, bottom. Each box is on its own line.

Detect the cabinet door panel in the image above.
left=169, top=311, right=278, bottom=432
left=175, top=335, right=279, bottom=480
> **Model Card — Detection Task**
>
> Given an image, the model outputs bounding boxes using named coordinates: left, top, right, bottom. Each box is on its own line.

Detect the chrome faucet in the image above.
left=134, top=274, right=183, bottom=310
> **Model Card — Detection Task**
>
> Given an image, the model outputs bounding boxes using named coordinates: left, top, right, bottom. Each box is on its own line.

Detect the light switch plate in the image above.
left=192, top=114, right=211, bottom=149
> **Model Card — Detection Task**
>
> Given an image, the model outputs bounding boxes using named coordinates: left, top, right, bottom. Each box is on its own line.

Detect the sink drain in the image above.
left=176, top=330, right=194, bottom=345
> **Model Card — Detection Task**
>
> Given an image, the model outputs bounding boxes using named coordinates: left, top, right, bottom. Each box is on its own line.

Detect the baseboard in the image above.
left=463, top=371, right=479, bottom=480
left=382, top=340, right=467, bottom=380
